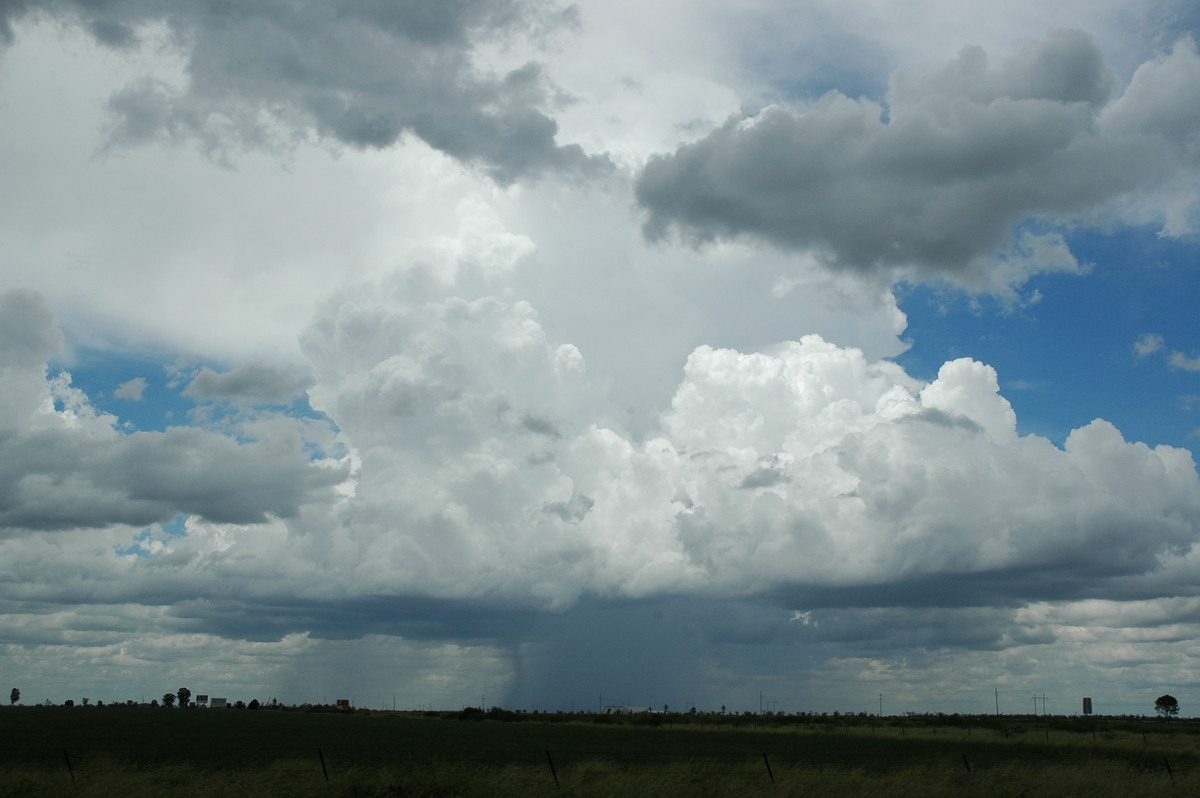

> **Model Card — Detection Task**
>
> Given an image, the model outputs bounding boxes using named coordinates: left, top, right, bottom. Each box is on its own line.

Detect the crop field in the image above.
left=2, top=708, right=1199, bottom=797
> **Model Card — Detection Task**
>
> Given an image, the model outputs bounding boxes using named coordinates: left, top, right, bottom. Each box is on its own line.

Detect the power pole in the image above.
left=879, top=693, right=883, bottom=717
left=995, top=688, right=999, bottom=716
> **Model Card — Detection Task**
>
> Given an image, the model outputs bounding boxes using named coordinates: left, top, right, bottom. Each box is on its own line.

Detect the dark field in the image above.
left=2, top=707, right=1199, bottom=796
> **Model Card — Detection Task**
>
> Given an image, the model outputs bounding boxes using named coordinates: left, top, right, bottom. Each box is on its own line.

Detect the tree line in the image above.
left=8, top=686, right=270, bottom=709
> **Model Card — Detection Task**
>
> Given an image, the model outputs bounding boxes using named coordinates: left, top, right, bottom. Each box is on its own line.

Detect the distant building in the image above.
left=1083, top=697, right=1093, bottom=715
left=210, top=697, right=228, bottom=709
left=195, top=695, right=209, bottom=706
left=336, top=699, right=351, bottom=710
left=601, top=706, right=652, bottom=715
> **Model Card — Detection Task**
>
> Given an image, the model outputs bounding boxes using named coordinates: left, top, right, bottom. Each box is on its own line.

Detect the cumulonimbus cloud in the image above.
left=3, top=273, right=1198, bottom=706
left=280, top=272, right=1200, bottom=611
left=7, top=277, right=1184, bottom=612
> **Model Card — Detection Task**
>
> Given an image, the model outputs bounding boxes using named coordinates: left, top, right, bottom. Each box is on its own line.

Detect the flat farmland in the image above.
left=2, top=708, right=1199, bottom=796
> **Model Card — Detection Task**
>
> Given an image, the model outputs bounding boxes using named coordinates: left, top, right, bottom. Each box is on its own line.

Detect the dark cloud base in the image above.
left=2, top=0, right=610, bottom=183
left=636, top=32, right=1198, bottom=292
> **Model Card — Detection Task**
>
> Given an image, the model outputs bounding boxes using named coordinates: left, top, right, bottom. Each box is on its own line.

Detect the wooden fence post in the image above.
left=545, top=750, right=559, bottom=788
left=762, top=753, right=775, bottom=786
left=318, top=748, right=329, bottom=783
left=62, top=748, right=76, bottom=788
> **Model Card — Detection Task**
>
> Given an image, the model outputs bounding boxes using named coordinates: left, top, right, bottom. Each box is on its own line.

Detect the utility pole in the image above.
left=995, top=688, right=999, bottom=716
left=879, top=693, right=883, bottom=717
left=1032, top=695, right=1037, bottom=715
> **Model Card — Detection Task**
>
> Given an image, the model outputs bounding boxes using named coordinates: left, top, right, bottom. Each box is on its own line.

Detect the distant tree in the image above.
left=1155, top=694, right=1180, bottom=719
left=9, top=688, right=18, bottom=705
left=150, top=699, right=158, bottom=707
left=162, top=692, right=176, bottom=708
left=177, top=687, right=191, bottom=708
left=248, top=699, right=260, bottom=710
left=234, top=700, right=246, bottom=709
left=82, top=697, right=89, bottom=706
left=64, top=699, right=74, bottom=707
left=720, top=705, right=726, bottom=715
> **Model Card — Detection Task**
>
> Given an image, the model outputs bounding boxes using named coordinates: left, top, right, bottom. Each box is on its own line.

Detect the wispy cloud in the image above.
left=114, top=377, right=147, bottom=401
left=1135, top=332, right=1166, bottom=357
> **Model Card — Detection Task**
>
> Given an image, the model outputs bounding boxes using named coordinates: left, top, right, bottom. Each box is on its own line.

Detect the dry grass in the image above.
left=0, top=756, right=1190, bottom=798
left=2, top=710, right=1198, bottom=797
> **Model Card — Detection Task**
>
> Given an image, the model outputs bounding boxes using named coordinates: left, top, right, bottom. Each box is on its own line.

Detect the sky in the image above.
left=1, top=0, right=1199, bottom=717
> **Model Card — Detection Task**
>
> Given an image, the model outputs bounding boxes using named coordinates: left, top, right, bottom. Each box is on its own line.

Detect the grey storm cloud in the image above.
left=161, top=595, right=535, bottom=644
left=184, top=363, right=313, bottom=404
left=0, top=426, right=344, bottom=531
left=2, top=0, right=609, bottom=183
left=0, top=289, right=346, bottom=533
left=0, top=289, right=63, bottom=367
left=636, top=31, right=1199, bottom=290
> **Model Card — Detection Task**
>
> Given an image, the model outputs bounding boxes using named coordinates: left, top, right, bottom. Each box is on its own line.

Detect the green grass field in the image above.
left=2, top=707, right=1197, bottom=796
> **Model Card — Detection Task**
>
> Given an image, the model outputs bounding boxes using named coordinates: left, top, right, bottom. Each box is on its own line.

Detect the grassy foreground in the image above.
left=2, top=707, right=1197, bottom=796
